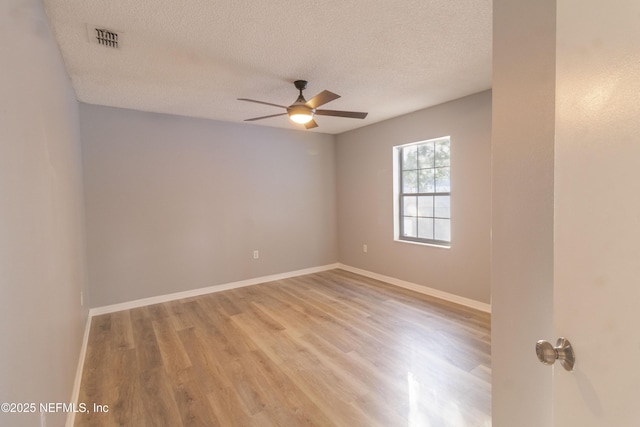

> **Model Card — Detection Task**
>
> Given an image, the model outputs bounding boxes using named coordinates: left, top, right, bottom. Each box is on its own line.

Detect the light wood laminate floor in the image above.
left=76, top=269, right=491, bottom=426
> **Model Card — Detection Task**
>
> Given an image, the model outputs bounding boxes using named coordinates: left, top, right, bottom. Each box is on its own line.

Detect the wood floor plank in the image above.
left=152, top=316, right=193, bottom=381
left=129, top=307, right=164, bottom=373
left=172, top=369, right=219, bottom=427
left=243, top=349, right=335, bottom=426
left=205, top=387, right=254, bottom=427
left=177, top=326, right=233, bottom=393
left=137, top=367, right=184, bottom=427
left=109, top=310, right=135, bottom=350
left=105, top=348, right=142, bottom=426
left=166, top=300, right=194, bottom=332
left=75, top=269, right=491, bottom=426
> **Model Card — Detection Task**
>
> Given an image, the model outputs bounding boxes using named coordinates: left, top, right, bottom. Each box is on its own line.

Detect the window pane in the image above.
left=435, top=167, right=450, bottom=192
left=435, top=140, right=450, bottom=166
left=418, top=169, right=435, bottom=193
left=417, top=143, right=435, bottom=169
left=417, top=196, right=434, bottom=217
left=434, top=218, right=451, bottom=241
left=418, top=218, right=434, bottom=240
left=434, top=195, right=450, bottom=218
left=403, top=196, right=417, bottom=216
left=402, top=145, right=418, bottom=170
left=402, top=171, right=418, bottom=193
left=403, top=217, right=417, bottom=237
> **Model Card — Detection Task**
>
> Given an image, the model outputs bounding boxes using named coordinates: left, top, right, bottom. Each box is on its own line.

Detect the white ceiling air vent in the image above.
left=87, top=25, right=121, bottom=48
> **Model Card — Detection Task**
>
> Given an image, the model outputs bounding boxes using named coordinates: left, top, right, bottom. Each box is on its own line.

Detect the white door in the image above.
left=553, top=0, right=640, bottom=425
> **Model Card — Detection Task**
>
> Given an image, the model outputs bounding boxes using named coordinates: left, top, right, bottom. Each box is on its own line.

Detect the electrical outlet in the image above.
left=363, top=244, right=368, bottom=253
left=80, top=291, right=84, bottom=306
left=253, top=250, right=259, bottom=259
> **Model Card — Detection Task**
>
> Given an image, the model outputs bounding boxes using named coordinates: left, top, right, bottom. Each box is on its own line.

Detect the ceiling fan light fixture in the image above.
left=289, top=112, right=313, bottom=124
left=288, top=105, right=314, bottom=124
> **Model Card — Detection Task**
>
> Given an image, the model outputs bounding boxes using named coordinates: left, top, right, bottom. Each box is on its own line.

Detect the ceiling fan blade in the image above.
left=315, top=109, right=368, bottom=119
left=237, top=98, right=287, bottom=109
left=304, top=119, right=318, bottom=129
left=305, top=90, right=340, bottom=109
left=244, top=113, right=288, bottom=122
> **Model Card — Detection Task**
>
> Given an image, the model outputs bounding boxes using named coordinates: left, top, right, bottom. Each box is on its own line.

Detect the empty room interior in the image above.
left=3, top=0, right=639, bottom=426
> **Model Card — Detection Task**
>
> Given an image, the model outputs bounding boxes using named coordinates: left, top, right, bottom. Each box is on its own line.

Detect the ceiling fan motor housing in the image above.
left=293, top=80, right=308, bottom=91
left=288, top=81, right=314, bottom=118
left=287, top=104, right=314, bottom=115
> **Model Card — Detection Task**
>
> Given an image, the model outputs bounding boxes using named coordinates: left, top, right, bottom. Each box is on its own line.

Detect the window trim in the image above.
left=393, top=137, right=451, bottom=248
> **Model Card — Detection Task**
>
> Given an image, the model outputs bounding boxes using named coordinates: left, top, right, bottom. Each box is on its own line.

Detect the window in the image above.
left=394, top=137, right=451, bottom=246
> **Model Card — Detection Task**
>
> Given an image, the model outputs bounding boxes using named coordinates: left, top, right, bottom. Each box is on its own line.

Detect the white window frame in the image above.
left=393, top=136, right=451, bottom=248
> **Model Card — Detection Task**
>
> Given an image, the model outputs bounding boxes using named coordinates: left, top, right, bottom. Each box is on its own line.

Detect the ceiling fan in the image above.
left=238, top=80, right=368, bottom=129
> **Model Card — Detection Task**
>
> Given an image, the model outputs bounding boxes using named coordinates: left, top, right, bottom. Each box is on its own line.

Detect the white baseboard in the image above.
left=337, top=263, right=491, bottom=313
left=66, top=312, right=92, bottom=427
left=89, top=263, right=341, bottom=317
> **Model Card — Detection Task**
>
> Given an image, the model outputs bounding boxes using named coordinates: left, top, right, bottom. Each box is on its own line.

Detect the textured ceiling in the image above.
left=43, top=0, right=492, bottom=134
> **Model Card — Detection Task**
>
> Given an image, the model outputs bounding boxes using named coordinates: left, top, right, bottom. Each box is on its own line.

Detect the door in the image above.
left=492, top=0, right=640, bottom=425
left=553, top=0, right=640, bottom=424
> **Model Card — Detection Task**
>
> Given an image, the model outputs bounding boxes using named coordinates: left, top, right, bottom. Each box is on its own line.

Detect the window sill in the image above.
left=394, top=238, right=451, bottom=249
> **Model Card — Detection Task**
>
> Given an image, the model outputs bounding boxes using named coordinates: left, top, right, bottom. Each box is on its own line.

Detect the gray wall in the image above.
left=80, top=105, right=338, bottom=307
left=0, top=1, right=88, bottom=426
left=336, top=91, right=492, bottom=303
left=491, top=0, right=555, bottom=425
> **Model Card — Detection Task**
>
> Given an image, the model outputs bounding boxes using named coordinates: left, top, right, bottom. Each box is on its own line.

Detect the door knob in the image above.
left=536, top=337, right=575, bottom=371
